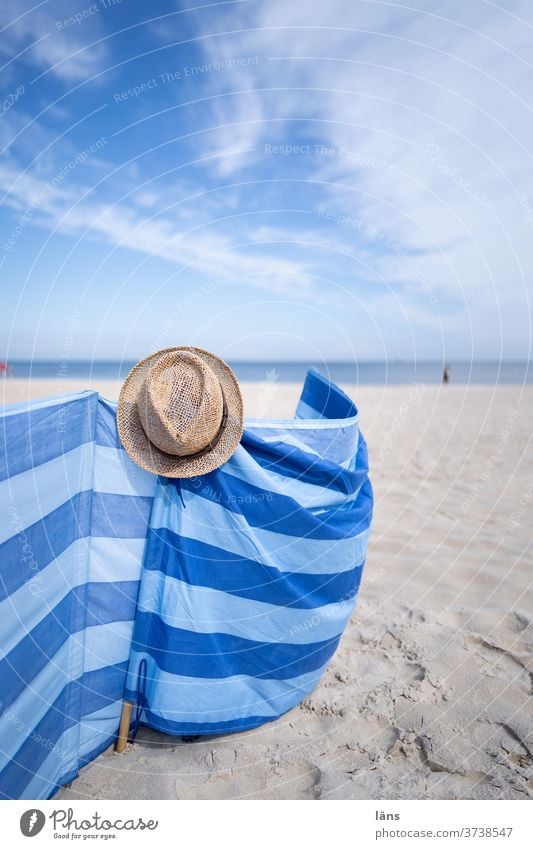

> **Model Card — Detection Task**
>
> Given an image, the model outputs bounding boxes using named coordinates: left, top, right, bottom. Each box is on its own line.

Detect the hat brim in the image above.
left=117, top=347, right=244, bottom=478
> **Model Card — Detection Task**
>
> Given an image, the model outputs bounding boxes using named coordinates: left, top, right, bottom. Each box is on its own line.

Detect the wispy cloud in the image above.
left=0, top=153, right=314, bottom=295
left=191, top=0, right=533, bottom=311
left=0, top=0, right=107, bottom=82
left=1, top=0, right=532, bottom=357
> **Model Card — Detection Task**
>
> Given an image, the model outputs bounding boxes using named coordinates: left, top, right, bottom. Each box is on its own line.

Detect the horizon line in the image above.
left=4, top=357, right=532, bottom=365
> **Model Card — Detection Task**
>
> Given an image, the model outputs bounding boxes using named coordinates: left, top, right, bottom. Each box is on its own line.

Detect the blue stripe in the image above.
left=0, top=394, right=126, bottom=486
left=0, top=582, right=139, bottom=712
left=91, top=492, right=153, bottom=538
left=84, top=580, right=140, bottom=628
left=124, top=652, right=328, bottom=721
left=239, top=429, right=364, bottom=494
left=137, top=569, right=355, bottom=645
left=244, top=423, right=359, bottom=471
left=24, top=702, right=127, bottom=800
left=174, top=471, right=372, bottom=541
left=0, top=539, right=87, bottom=658
left=48, top=732, right=116, bottom=801
left=95, top=397, right=123, bottom=449
left=298, top=368, right=358, bottom=419
left=143, top=528, right=363, bottom=608
left=0, top=491, right=92, bottom=601
left=149, top=487, right=370, bottom=574
left=131, top=611, right=341, bottom=679
left=0, top=624, right=133, bottom=774
left=0, top=492, right=151, bottom=601
left=0, top=394, right=97, bottom=482
left=133, top=708, right=286, bottom=738
left=0, top=663, right=126, bottom=801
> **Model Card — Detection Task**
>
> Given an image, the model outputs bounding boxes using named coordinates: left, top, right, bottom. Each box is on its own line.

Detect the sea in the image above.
left=5, top=360, right=532, bottom=385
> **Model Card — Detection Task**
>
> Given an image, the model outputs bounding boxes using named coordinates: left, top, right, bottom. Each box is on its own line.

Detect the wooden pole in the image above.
left=115, top=700, right=133, bottom=753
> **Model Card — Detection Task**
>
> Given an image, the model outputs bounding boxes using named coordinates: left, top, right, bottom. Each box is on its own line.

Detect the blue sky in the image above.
left=1, top=0, right=532, bottom=362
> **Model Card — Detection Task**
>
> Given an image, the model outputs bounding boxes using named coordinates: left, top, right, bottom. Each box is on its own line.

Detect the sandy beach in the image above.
left=3, top=379, right=532, bottom=800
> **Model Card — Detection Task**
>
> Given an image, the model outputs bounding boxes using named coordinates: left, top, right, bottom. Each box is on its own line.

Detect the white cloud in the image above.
left=0, top=0, right=107, bottom=82
left=0, top=155, right=314, bottom=295
left=2, top=0, right=532, bottom=356
left=183, top=0, right=533, bottom=350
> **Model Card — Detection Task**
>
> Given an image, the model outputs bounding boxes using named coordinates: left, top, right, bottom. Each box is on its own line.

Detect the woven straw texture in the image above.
left=117, top=347, right=243, bottom=477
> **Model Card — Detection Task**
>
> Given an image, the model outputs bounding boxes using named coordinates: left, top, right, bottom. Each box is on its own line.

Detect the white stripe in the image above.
left=0, top=538, right=88, bottom=657
left=0, top=622, right=131, bottom=771
left=137, top=569, right=355, bottom=645
left=88, top=536, right=146, bottom=584
left=84, top=619, right=135, bottom=673
left=0, top=389, right=94, bottom=418
left=19, top=726, right=78, bottom=800
left=93, top=444, right=156, bottom=497
left=224, top=445, right=361, bottom=509
left=0, top=536, right=144, bottom=659
left=243, top=423, right=359, bottom=470
left=152, top=488, right=370, bottom=574
left=21, top=702, right=121, bottom=800
left=245, top=412, right=358, bottom=429
left=295, top=399, right=328, bottom=420
left=0, top=442, right=95, bottom=545
left=245, top=428, right=322, bottom=457
left=127, top=651, right=327, bottom=723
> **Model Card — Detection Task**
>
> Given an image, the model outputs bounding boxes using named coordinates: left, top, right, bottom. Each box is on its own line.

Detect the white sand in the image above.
left=3, top=379, right=532, bottom=799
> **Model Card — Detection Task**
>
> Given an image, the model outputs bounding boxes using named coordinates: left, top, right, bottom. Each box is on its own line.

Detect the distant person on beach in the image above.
left=0, top=361, right=14, bottom=377
left=442, top=365, right=450, bottom=384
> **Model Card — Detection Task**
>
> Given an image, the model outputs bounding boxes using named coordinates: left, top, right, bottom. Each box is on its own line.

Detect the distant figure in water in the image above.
left=442, top=365, right=450, bottom=384
left=0, top=361, right=14, bottom=377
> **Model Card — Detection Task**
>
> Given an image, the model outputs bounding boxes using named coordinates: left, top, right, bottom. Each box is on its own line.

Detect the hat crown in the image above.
left=117, top=345, right=243, bottom=478
left=137, top=351, right=224, bottom=457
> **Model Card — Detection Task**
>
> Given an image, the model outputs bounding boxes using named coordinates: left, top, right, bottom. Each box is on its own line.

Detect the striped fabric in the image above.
left=0, top=392, right=156, bottom=800
left=124, top=369, right=373, bottom=736
left=0, top=368, right=372, bottom=800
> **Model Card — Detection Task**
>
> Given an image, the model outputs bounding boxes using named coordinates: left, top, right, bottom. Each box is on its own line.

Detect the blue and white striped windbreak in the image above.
left=0, top=369, right=372, bottom=799
left=0, top=391, right=156, bottom=800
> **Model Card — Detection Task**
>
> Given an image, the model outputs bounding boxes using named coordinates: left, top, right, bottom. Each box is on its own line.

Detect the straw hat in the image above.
left=117, top=347, right=244, bottom=478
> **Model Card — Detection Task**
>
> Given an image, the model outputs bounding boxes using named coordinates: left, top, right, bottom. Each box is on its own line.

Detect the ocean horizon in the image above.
left=4, top=360, right=532, bottom=385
